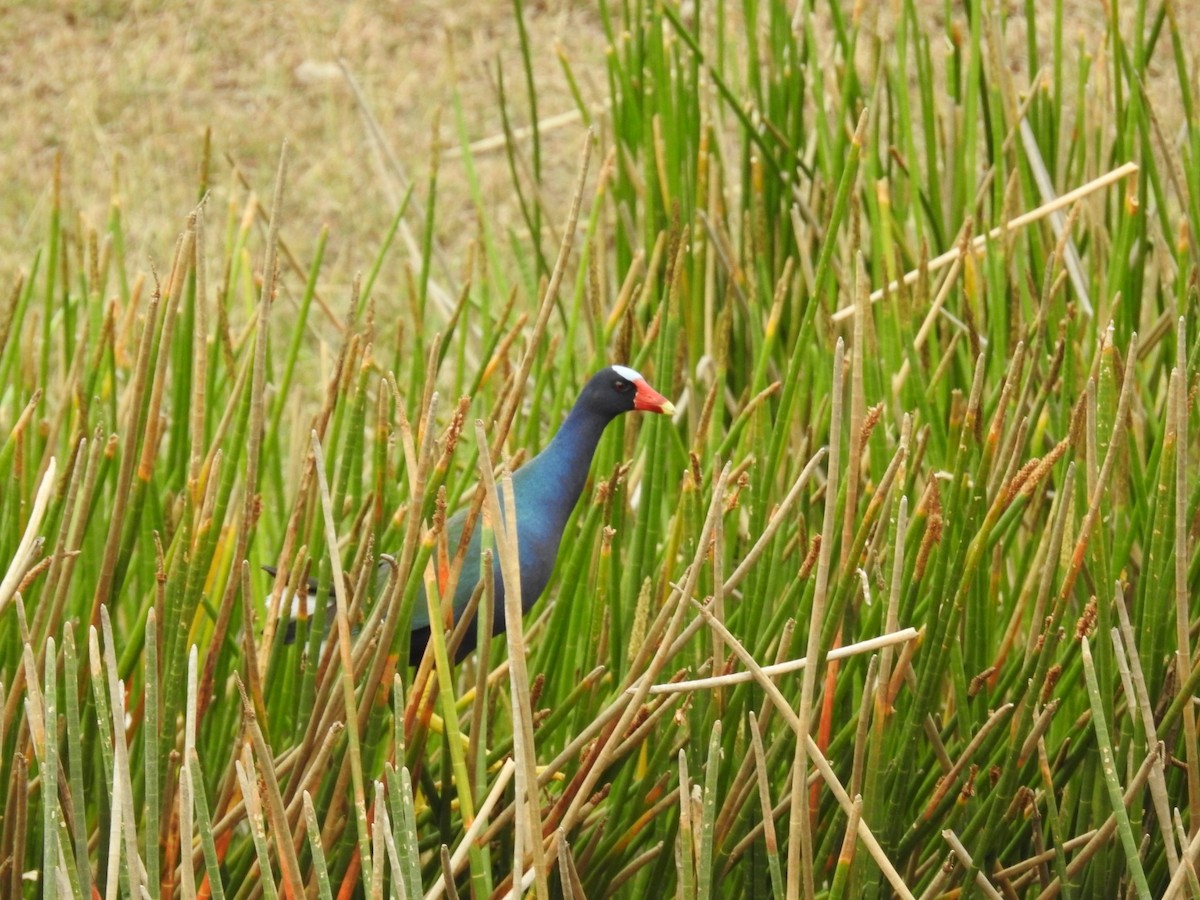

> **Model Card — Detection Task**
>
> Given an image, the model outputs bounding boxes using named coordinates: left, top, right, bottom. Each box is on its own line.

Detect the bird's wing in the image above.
left=408, top=505, right=485, bottom=631
left=269, top=500, right=489, bottom=636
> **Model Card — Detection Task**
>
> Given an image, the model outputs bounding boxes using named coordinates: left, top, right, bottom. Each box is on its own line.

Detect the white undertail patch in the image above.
left=612, top=364, right=644, bottom=382
left=289, top=591, right=313, bottom=620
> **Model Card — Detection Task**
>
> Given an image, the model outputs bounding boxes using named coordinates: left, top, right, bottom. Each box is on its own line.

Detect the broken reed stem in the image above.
left=831, top=162, right=1138, bottom=322
left=444, top=105, right=604, bottom=158
left=942, top=829, right=1003, bottom=899
left=645, top=628, right=918, bottom=694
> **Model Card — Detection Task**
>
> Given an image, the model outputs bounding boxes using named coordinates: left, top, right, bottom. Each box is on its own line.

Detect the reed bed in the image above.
left=1, top=0, right=1198, bottom=896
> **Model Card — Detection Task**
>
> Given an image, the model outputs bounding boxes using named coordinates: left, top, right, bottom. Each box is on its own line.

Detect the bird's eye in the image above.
left=613, top=379, right=630, bottom=392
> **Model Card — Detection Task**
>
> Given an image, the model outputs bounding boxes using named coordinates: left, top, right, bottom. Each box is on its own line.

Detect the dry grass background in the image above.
left=0, top=0, right=1194, bottom=443
left=0, top=0, right=1193, bottom=320
left=0, top=1, right=607, bottom=295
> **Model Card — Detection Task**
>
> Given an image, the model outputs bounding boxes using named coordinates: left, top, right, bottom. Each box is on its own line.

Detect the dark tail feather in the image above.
left=263, top=564, right=323, bottom=594
left=268, top=564, right=439, bottom=658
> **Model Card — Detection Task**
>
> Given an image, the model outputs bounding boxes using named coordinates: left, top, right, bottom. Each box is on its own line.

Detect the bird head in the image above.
left=582, top=365, right=676, bottom=418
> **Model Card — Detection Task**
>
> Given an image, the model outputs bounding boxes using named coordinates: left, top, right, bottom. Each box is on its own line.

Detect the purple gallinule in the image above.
left=282, top=365, right=675, bottom=661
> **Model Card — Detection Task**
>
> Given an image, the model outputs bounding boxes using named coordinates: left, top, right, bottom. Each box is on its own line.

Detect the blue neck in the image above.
left=518, top=404, right=614, bottom=532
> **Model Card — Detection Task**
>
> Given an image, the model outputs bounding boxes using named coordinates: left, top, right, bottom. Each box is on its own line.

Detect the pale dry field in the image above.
left=0, top=0, right=1193, bottom=300
left=0, top=1, right=607, bottom=299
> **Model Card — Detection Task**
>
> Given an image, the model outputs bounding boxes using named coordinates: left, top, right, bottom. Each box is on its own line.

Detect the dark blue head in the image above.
left=575, top=365, right=676, bottom=421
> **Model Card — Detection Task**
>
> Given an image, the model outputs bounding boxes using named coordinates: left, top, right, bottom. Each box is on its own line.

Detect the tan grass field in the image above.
left=0, top=1, right=607, bottom=300
left=2, top=1, right=1192, bottom=297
